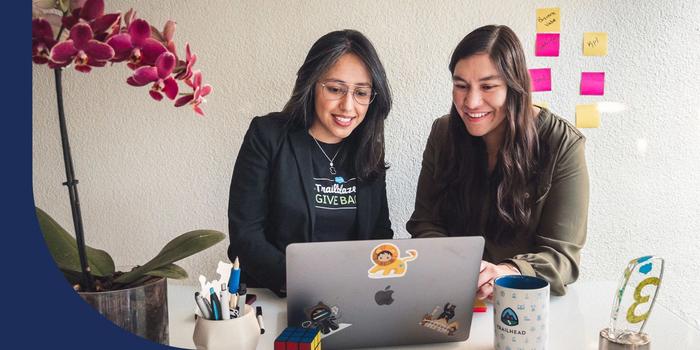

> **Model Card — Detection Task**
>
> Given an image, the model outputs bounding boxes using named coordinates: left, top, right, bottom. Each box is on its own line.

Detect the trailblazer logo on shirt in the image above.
left=313, top=177, right=357, bottom=209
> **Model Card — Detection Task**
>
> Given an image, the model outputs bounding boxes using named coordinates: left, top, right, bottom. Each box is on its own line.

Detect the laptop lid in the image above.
left=286, top=236, right=485, bottom=349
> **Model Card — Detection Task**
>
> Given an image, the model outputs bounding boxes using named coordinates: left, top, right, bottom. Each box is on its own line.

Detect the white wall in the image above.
left=32, top=0, right=700, bottom=329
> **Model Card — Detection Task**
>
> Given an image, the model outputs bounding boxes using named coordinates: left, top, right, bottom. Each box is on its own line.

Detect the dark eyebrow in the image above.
left=479, top=75, right=502, bottom=82
left=324, top=78, right=372, bottom=87
left=452, top=74, right=502, bottom=82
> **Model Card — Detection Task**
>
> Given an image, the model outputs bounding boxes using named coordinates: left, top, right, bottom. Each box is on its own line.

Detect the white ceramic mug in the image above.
left=493, top=275, right=549, bottom=350
left=193, top=304, right=260, bottom=350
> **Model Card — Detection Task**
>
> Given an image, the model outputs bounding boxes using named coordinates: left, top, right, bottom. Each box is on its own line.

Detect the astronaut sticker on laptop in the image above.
left=419, top=303, right=461, bottom=336
left=302, top=301, right=352, bottom=338
left=367, top=243, right=418, bottom=279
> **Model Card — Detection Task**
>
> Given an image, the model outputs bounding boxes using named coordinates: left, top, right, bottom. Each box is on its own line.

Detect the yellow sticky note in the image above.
left=576, top=104, right=600, bottom=128
left=583, top=32, right=608, bottom=56
left=536, top=8, right=560, bottom=32
left=534, top=101, right=549, bottom=109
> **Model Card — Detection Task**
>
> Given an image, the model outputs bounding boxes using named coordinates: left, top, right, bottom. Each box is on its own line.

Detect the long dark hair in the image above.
left=438, top=25, right=540, bottom=242
left=282, top=30, right=392, bottom=181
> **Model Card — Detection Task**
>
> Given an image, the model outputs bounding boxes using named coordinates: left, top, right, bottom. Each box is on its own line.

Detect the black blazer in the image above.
left=227, top=113, right=393, bottom=297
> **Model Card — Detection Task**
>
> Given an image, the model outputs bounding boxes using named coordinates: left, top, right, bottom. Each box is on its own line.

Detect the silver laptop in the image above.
left=286, top=236, right=484, bottom=349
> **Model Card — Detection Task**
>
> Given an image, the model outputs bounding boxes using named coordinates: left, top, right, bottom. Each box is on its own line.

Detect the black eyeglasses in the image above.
left=319, top=81, right=377, bottom=105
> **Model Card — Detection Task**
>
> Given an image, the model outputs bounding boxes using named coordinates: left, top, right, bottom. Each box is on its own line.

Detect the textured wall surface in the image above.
left=33, top=1, right=700, bottom=328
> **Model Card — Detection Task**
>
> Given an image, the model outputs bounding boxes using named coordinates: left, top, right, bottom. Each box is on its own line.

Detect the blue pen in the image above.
left=209, top=287, right=222, bottom=320
left=230, top=257, right=241, bottom=294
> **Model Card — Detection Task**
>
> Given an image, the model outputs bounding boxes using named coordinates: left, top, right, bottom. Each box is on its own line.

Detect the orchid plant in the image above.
left=32, top=0, right=217, bottom=292
left=32, top=0, right=212, bottom=115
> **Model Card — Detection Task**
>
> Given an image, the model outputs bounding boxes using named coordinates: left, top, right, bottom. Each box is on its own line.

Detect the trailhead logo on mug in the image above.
left=500, top=307, right=519, bottom=327
left=493, top=275, right=549, bottom=350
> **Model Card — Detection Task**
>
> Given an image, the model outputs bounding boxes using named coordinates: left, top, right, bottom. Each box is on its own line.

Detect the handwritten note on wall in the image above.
left=536, top=8, right=560, bottom=32
left=529, top=68, right=552, bottom=92
left=576, top=104, right=600, bottom=128
left=583, top=32, right=608, bottom=56
left=536, top=33, right=560, bottom=56
left=581, top=72, right=605, bottom=95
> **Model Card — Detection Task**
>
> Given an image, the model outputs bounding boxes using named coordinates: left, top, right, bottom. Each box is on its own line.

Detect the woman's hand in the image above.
left=476, top=261, right=520, bottom=300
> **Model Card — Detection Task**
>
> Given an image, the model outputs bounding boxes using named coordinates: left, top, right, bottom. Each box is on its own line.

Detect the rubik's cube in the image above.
left=274, top=327, right=321, bottom=350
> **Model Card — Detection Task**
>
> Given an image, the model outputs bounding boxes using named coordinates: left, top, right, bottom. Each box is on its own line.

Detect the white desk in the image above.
left=167, top=281, right=700, bottom=349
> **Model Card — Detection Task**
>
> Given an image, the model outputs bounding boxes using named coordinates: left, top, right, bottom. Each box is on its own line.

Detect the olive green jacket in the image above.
left=406, top=108, right=589, bottom=296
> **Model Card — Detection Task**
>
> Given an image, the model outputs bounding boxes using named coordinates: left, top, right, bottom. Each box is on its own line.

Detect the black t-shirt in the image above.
left=310, top=136, right=357, bottom=242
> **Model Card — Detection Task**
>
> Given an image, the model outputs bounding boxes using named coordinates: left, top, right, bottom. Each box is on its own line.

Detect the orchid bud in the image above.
left=124, top=8, right=136, bottom=27
left=163, top=20, right=176, bottom=42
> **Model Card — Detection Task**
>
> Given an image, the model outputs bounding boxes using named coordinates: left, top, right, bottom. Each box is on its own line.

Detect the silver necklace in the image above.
left=311, top=135, right=342, bottom=175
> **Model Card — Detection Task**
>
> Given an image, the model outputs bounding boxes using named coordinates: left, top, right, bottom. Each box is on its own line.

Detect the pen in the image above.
left=237, top=283, right=247, bottom=315
left=230, top=257, right=241, bottom=294
left=203, top=298, right=212, bottom=318
left=210, top=287, right=222, bottom=320
left=194, top=292, right=212, bottom=320
left=230, top=293, right=239, bottom=315
left=220, top=283, right=231, bottom=320
left=256, top=306, right=265, bottom=334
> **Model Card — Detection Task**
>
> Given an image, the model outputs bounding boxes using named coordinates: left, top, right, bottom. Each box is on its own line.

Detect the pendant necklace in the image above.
left=311, top=135, right=342, bottom=175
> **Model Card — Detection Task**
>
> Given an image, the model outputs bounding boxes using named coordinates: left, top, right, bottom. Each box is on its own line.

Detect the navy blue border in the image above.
left=14, top=2, right=176, bottom=349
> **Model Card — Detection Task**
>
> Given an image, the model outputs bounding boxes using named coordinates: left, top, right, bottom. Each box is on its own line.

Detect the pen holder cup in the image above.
left=193, top=304, right=260, bottom=350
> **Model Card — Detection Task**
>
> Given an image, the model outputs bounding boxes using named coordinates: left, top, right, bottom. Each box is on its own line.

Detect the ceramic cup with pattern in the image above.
left=493, top=275, right=549, bottom=350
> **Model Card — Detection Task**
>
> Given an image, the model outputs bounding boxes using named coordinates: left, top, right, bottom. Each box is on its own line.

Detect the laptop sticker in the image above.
left=302, top=301, right=352, bottom=338
left=368, top=243, right=418, bottom=279
left=419, top=303, right=461, bottom=336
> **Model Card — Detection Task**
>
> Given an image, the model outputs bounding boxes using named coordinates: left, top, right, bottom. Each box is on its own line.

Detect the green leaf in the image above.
left=36, top=207, right=115, bottom=277
left=114, top=230, right=224, bottom=284
left=145, top=263, right=188, bottom=279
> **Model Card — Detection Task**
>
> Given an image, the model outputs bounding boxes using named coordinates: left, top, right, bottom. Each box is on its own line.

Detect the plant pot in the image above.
left=79, top=276, right=169, bottom=345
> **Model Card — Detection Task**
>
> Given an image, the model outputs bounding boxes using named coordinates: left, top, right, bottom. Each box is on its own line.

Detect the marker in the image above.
left=220, top=283, right=231, bottom=320
left=210, top=287, right=222, bottom=320
left=256, top=306, right=265, bottom=334
left=237, top=283, right=247, bottom=315
left=230, top=257, right=241, bottom=294
left=194, top=292, right=212, bottom=320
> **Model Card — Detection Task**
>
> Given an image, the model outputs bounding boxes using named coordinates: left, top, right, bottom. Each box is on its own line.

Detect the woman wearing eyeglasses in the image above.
left=227, top=30, right=393, bottom=297
left=407, top=25, right=589, bottom=299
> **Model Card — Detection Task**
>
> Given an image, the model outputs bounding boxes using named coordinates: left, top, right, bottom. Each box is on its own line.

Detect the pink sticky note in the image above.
left=535, top=33, right=560, bottom=56
left=580, top=72, right=605, bottom=95
left=529, top=68, right=551, bottom=92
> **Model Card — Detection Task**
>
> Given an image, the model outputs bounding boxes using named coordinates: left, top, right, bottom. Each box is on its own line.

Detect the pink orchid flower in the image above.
left=107, top=18, right=167, bottom=69
left=32, top=18, right=57, bottom=65
left=175, top=71, right=212, bottom=116
left=127, top=52, right=179, bottom=101
left=50, top=22, right=114, bottom=73
left=174, top=43, right=197, bottom=80
left=62, top=0, right=120, bottom=40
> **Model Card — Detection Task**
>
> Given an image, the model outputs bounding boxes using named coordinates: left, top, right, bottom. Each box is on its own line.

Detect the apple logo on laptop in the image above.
left=375, top=285, right=394, bottom=305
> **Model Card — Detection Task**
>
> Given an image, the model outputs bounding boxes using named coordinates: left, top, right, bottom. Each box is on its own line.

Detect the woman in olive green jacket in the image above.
left=407, top=25, right=589, bottom=298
